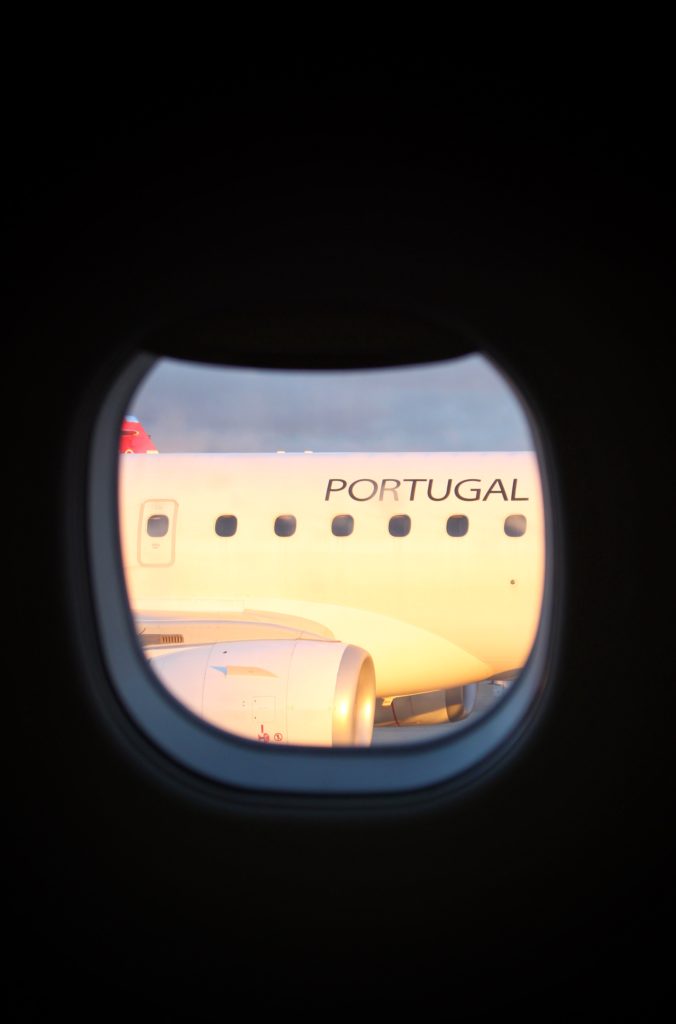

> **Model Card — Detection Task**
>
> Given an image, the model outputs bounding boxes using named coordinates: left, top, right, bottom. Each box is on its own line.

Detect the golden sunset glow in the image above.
left=119, top=450, right=544, bottom=747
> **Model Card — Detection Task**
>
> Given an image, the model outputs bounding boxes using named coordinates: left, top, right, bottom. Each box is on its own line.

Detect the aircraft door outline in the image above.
left=138, top=499, right=178, bottom=566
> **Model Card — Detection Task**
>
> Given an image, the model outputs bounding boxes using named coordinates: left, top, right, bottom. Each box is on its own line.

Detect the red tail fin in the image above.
left=120, top=416, right=159, bottom=454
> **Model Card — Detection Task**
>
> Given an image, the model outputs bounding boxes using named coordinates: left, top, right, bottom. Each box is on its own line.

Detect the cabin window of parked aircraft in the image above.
left=388, top=514, right=412, bottom=537
left=146, top=514, right=169, bottom=538
left=504, top=514, right=527, bottom=537
left=446, top=515, right=469, bottom=537
left=215, top=515, right=238, bottom=537
left=211, top=511, right=530, bottom=538
left=274, top=514, right=297, bottom=537
left=98, top=348, right=553, bottom=793
left=332, top=514, right=354, bottom=536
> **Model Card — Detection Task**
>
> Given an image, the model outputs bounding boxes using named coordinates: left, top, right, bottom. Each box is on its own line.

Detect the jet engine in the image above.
left=146, top=639, right=375, bottom=747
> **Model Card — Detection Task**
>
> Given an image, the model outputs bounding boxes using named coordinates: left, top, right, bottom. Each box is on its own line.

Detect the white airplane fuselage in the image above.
left=119, top=452, right=545, bottom=712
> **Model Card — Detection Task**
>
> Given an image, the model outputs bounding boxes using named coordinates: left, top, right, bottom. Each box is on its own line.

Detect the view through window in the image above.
left=118, top=355, right=545, bottom=748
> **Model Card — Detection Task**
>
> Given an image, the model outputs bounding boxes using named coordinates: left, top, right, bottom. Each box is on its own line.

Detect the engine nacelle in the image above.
left=146, top=639, right=376, bottom=747
left=375, top=683, right=478, bottom=727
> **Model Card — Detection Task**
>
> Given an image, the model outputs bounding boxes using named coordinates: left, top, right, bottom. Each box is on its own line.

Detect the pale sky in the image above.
left=129, top=353, right=535, bottom=453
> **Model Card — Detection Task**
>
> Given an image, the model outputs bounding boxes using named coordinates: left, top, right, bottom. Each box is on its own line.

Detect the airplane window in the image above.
left=215, top=515, right=238, bottom=537
left=146, top=514, right=169, bottom=538
left=504, top=514, right=527, bottom=537
left=446, top=515, right=469, bottom=537
left=388, top=514, right=411, bottom=537
left=100, top=347, right=552, bottom=793
left=274, top=515, right=297, bottom=537
left=332, top=514, right=354, bottom=537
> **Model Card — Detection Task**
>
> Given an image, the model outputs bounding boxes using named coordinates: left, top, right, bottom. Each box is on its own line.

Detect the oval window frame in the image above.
left=88, top=347, right=559, bottom=796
